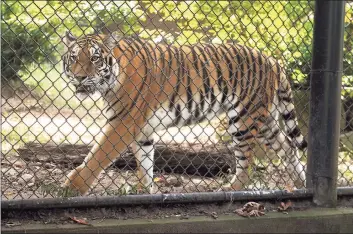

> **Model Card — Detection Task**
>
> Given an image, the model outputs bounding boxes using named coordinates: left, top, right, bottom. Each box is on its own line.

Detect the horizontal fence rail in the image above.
left=1, top=0, right=352, bottom=209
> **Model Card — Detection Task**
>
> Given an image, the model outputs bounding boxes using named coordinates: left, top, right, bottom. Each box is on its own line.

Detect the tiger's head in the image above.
left=62, top=31, right=122, bottom=98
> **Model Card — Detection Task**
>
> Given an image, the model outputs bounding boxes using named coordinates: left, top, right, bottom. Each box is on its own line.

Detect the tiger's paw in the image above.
left=61, top=167, right=92, bottom=196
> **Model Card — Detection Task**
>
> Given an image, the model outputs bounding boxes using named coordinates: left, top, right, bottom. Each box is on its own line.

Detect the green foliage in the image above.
left=141, top=1, right=315, bottom=85
left=1, top=1, right=57, bottom=82
left=1, top=1, right=142, bottom=84
left=1, top=1, right=353, bottom=97
left=343, top=5, right=353, bottom=99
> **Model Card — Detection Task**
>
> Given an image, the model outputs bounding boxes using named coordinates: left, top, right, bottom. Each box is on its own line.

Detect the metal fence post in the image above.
left=307, top=0, right=345, bottom=207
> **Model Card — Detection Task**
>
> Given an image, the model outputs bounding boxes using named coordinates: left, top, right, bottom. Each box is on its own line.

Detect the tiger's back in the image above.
left=107, top=39, right=281, bottom=135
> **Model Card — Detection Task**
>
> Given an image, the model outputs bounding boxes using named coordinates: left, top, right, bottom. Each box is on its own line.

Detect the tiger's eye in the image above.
left=91, top=56, right=99, bottom=62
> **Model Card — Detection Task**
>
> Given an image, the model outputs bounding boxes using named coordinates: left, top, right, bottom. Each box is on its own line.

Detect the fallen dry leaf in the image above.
left=179, top=214, right=190, bottom=220
left=234, top=208, right=248, bottom=217
left=153, top=176, right=165, bottom=183
left=278, top=200, right=292, bottom=212
left=69, top=216, right=91, bottom=226
left=234, top=202, right=265, bottom=217
left=211, top=212, right=218, bottom=219
left=13, top=162, right=25, bottom=169
left=5, top=222, right=21, bottom=228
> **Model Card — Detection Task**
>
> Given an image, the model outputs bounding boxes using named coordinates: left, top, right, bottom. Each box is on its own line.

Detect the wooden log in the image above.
left=18, top=142, right=236, bottom=177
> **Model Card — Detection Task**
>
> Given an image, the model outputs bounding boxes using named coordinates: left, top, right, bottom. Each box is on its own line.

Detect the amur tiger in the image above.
left=61, top=31, right=307, bottom=195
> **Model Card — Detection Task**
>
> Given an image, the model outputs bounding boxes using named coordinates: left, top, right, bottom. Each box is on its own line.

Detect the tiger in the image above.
left=61, top=31, right=307, bottom=195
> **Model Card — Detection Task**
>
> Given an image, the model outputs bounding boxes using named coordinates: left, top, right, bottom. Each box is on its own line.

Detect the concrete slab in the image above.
left=2, top=208, right=353, bottom=233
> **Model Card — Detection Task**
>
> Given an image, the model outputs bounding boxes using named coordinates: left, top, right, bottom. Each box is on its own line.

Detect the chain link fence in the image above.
left=1, top=0, right=352, bottom=201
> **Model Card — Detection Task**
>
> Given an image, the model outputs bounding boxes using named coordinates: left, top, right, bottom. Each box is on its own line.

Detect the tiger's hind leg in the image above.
left=219, top=114, right=257, bottom=191
left=223, top=141, right=256, bottom=191
left=258, top=118, right=306, bottom=188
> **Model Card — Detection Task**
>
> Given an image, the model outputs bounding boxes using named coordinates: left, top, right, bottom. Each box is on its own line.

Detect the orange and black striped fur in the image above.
left=62, top=31, right=307, bottom=195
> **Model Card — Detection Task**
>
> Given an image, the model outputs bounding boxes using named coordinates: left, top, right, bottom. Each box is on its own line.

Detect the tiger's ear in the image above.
left=104, top=31, right=122, bottom=49
left=63, top=31, right=76, bottom=46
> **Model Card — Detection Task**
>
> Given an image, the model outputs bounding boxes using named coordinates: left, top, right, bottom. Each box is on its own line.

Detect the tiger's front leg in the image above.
left=63, top=121, right=135, bottom=195
left=131, top=139, right=155, bottom=193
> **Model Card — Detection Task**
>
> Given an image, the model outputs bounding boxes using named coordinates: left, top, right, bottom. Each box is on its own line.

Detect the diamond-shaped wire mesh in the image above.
left=1, top=0, right=351, bottom=201
left=340, top=1, right=353, bottom=188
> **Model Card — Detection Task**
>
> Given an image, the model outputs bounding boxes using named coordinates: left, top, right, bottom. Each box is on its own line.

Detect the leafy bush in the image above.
left=1, top=1, right=58, bottom=83
left=1, top=1, right=353, bottom=95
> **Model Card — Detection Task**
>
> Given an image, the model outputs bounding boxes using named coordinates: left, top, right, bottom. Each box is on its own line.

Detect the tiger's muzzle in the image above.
left=72, top=76, right=97, bottom=95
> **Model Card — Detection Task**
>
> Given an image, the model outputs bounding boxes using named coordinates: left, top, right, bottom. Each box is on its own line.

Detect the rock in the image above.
left=36, top=170, right=49, bottom=178
left=21, top=173, right=33, bottom=182
left=192, top=178, right=202, bottom=184
left=28, top=162, right=43, bottom=167
left=3, top=168, right=18, bottom=177
left=338, top=177, right=348, bottom=187
left=32, top=166, right=40, bottom=171
left=166, top=177, right=183, bottom=187
left=51, top=168, right=62, bottom=175
left=44, top=163, right=55, bottom=169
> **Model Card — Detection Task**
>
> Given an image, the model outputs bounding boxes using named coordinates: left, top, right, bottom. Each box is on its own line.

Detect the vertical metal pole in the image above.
left=307, top=0, right=345, bottom=207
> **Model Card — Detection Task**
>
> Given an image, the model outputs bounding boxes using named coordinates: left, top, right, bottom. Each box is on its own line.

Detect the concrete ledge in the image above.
left=3, top=208, right=353, bottom=233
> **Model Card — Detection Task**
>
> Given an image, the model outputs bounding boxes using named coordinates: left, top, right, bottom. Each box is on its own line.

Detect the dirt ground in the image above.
left=1, top=95, right=352, bottom=201
left=1, top=145, right=298, bottom=200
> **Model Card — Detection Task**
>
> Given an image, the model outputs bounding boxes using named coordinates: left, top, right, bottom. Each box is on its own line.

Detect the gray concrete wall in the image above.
left=3, top=208, right=353, bottom=234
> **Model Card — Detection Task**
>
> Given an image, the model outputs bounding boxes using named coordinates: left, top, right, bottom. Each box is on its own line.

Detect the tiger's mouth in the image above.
left=71, top=76, right=113, bottom=97
left=75, top=84, right=96, bottom=94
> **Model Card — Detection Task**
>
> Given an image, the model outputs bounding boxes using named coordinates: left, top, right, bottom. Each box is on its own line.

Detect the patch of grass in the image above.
left=105, top=184, right=140, bottom=196
left=39, top=182, right=80, bottom=198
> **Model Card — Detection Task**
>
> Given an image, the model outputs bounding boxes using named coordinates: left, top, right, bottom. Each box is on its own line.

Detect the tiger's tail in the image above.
left=277, top=70, right=307, bottom=151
